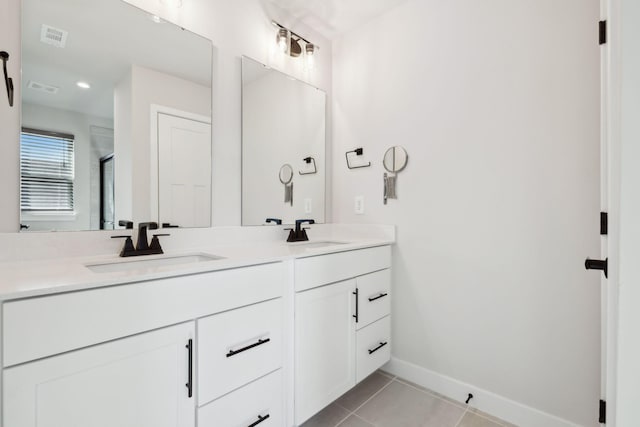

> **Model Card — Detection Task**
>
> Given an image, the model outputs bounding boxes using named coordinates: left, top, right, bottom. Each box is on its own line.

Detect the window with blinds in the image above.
left=20, top=128, right=75, bottom=212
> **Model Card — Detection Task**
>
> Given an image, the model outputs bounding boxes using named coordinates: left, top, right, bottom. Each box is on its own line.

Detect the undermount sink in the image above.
left=85, top=253, right=224, bottom=274
left=289, top=241, right=348, bottom=249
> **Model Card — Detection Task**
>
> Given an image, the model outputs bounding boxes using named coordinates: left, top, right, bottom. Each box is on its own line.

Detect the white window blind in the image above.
left=20, top=128, right=75, bottom=212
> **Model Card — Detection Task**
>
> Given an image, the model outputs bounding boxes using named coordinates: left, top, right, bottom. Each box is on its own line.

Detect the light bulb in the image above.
left=277, top=28, right=289, bottom=53
left=76, top=81, right=91, bottom=89
left=305, top=43, right=316, bottom=69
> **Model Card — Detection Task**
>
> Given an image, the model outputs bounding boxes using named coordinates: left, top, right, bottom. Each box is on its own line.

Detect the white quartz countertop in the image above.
left=0, top=236, right=393, bottom=301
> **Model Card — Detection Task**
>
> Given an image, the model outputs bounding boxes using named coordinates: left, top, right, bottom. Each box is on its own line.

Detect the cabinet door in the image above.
left=295, top=279, right=356, bottom=425
left=4, top=322, right=195, bottom=427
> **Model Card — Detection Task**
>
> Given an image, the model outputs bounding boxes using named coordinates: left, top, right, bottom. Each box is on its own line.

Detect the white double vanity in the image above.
left=0, top=225, right=394, bottom=427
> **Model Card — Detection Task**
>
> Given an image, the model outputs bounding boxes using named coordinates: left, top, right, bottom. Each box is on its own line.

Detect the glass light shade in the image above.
left=305, top=43, right=316, bottom=68
left=277, top=28, right=289, bottom=53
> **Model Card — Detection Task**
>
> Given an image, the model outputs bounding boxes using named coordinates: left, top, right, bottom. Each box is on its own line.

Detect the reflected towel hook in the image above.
left=345, top=147, right=371, bottom=169
left=0, top=51, right=14, bottom=107
left=299, top=156, right=317, bottom=175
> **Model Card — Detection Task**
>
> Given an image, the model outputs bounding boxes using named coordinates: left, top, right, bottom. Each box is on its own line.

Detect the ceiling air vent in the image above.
left=27, top=80, right=59, bottom=94
left=40, top=24, right=68, bottom=48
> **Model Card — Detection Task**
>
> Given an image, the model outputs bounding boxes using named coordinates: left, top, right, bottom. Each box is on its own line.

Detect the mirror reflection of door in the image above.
left=157, top=112, right=212, bottom=228
left=100, top=154, right=115, bottom=230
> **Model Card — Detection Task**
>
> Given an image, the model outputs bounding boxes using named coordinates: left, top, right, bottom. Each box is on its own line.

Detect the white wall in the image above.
left=114, top=70, right=133, bottom=229
left=0, top=0, right=20, bottom=231
left=21, top=103, right=113, bottom=231
left=332, top=0, right=600, bottom=425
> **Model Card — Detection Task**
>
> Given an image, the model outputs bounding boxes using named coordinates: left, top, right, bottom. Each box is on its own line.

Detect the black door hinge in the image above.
left=599, top=20, right=607, bottom=45
left=601, top=212, right=608, bottom=235
left=599, top=399, right=606, bottom=424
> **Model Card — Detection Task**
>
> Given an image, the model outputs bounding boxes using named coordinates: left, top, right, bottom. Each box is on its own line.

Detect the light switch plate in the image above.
left=304, top=198, right=312, bottom=214
left=355, top=196, right=365, bottom=215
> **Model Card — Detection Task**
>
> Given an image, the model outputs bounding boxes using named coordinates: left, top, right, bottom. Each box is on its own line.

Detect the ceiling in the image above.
left=266, top=0, right=408, bottom=39
left=22, top=0, right=212, bottom=120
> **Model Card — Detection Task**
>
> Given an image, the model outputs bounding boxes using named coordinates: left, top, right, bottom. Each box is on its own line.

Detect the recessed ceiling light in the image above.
left=76, top=81, right=91, bottom=89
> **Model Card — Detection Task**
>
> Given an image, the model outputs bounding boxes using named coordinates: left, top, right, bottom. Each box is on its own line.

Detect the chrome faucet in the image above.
left=111, top=222, right=169, bottom=257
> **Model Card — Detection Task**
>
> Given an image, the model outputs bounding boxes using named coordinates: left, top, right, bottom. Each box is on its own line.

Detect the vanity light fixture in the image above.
left=76, top=81, right=91, bottom=89
left=272, top=21, right=318, bottom=63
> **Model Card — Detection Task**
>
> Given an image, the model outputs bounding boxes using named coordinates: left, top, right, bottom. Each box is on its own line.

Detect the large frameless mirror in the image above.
left=241, top=56, right=326, bottom=225
left=20, top=0, right=213, bottom=231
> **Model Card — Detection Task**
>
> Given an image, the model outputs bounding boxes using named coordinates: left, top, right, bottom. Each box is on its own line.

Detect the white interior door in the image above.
left=158, top=113, right=211, bottom=228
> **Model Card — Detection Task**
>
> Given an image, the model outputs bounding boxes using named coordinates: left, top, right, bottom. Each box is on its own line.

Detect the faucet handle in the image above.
left=118, top=220, right=133, bottom=229
left=284, top=228, right=297, bottom=242
left=150, top=233, right=169, bottom=252
left=295, top=219, right=315, bottom=227
left=111, top=235, right=135, bottom=257
left=138, top=222, right=158, bottom=230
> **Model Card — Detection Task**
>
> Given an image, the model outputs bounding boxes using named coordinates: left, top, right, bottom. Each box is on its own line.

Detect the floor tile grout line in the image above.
left=466, top=409, right=511, bottom=427
left=333, top=372, right=397, bottom=414
left=453, top=407, right=469, bottom=427
left=348, top=376, right=398, bottom=419
left=393, top=376, right=467, bottom=410
left=335, top=372, right=397, bottom=427
left=353, top=412, right=377, bottom=426
left=334, top=411, right=355, bottom=427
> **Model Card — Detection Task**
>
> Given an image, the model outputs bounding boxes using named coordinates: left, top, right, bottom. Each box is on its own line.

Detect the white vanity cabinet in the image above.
left=0, top=241, right=393, bottom=427
left=294, top=246, right=392, bottom=425
left=4, top=322, right=196, bottom=427
left=1, top=262, right=286, bottom=427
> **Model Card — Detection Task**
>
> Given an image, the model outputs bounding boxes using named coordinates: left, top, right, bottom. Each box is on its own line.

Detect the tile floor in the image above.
left=301, top=371, right=518, bottom=427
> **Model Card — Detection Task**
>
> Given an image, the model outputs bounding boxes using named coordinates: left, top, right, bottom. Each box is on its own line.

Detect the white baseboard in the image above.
left=383, top=357, right=583, bottom=427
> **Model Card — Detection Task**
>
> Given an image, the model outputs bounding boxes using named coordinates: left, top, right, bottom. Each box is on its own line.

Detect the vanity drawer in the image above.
left=356, top=315, right=391, bottom=383
left=357, top=269, right=391, bottom=330
left=197, top=298, right=283, bottom=406
left=198, top=369, right=283, bottom=427
left=295, top=245, right=391, bottom=292
left=3, top=262, right=284, bottom=367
